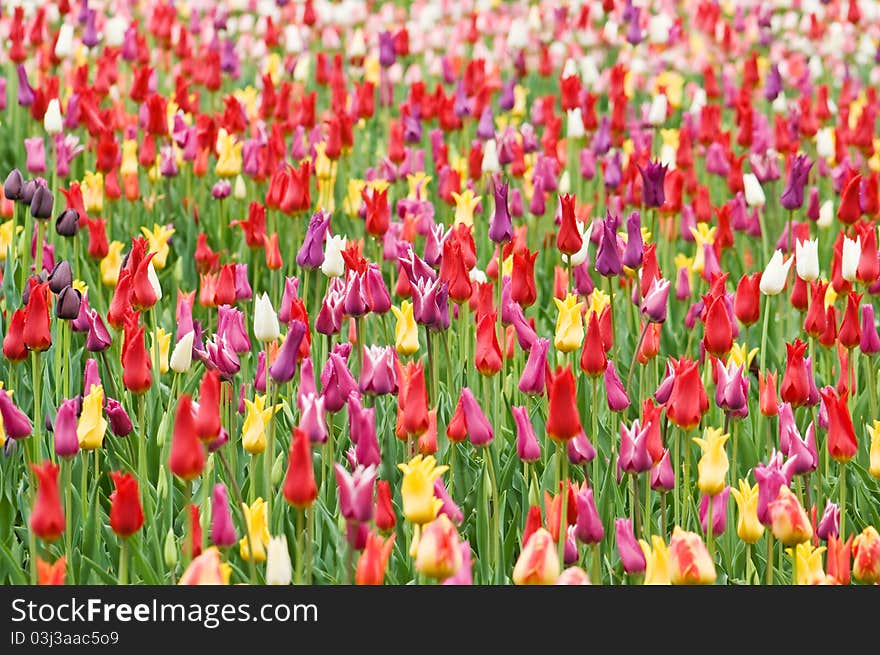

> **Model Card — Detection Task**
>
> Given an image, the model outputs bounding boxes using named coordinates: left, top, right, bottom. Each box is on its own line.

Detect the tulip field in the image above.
left=2, top=0, right=880, bottom=587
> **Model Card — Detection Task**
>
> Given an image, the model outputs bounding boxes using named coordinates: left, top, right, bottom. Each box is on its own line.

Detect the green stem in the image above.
left=839, top=462, right=847, bottom=541
left=557, top=441, right=568, bottom=567
left=766, top=533, right=774, bottom=585
left=119, top=539, right=128, bottom=585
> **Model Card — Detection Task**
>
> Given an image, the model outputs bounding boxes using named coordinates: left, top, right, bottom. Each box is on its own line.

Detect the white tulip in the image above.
left=563, top=219, right=595, bottom=267
left=558, top=170, right=571, bottom=195
left=147, top=260, right=162, bottom=302
left=254, top=293, right=280, bottom=342
left=817, top=200, right=834, bottom=228
left=689, top=88, right=707, bottom=115
left=284, top=25, right=304, bottom=54
left=647, top=94, right=668, bottom=127
left=795, top=238, right=820, bottom=282
left=743, top=173, right=766, bottom=207
left=562, top=58, right=578, bottom=78
left=349, top=28, right=367, bottom=59
left=169, top=331, right=195, bottom=374
left=321, top=234, right=347, bottom=277
left=760, top=250, right=794, bottom=295
left=265, top=536, right=292, bottom=585
left=771, top=92, right=788, bottom=114
left=293, top=54, right=310, bottom=82
left=469, top=268, right=487, bottom=284
left=233, top=175, right=247, bottom=200
left=579, top=57, right=600, bottom=89
left=104, top=17, right=128, bottom=48
left=816, top=128, right=834, bottom=160
left=507, top=19, right=529, bottom=50
left=43, top=99, right=62, bottom=135
left=481, top=139, right=500, bottom=174
left=566, top=108, right=585, bottom=139
left=647, top=14, right=672, bottom=44
left=55, top=24, right=74, bottom=58
left=841, top=236, right=861, bottom=282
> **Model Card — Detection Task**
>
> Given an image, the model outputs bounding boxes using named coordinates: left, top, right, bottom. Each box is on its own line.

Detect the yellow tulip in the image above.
left=390, top=301, right=419, bottom=356
left=0, top=219, right=21, bottom=261
left=81, top=171, right=104, bottom=214
left=100, top=241, right=126, bottom=287
left=77, top=384, right=107, bottom=451
left=344, top=179, right=366, bottom=216
left=120, top=140, right=139, bottom=177
left=728, top=343, right=759, bottom=370
left=242, top=395, right=281, bottom=455
left=450, top=189, right=481, bottom=229
left=587, top=288, right=610, bottom=318
left=238, top=498, right=270, bottom=563
left=689, top=224, right=716, bottom=274
left=314, top=142, right=335, bottom=181
left=215, top=129, right=243, bottom=178
left=262, top=53, right=282, bottom=86
left=512, top=84, right=527, bottom=119
left=730, top=479, right=764, bottom=544
left=406, top=173, right=431, bottom=201
left=140, top=223, right=176, bottom=270
left=639, top=535, right=671, bottom=585
left=363, top=55, right=380, bottom=86
left=786, top=542, right=826, bottom=585
left=693, top=427, right=729, bottom=496
left=397, top=454, right=448, bottom=525
left=512, top=528, right=560, bottom=585
left=151, top=327, right=171, bottom=375
left=868, top=420, right=880, bottom=479
left=553, top=293, right=585, bottom=353
left=317, top=177, right=335, bottom=214
left=72, top=279, right=88, bottom=295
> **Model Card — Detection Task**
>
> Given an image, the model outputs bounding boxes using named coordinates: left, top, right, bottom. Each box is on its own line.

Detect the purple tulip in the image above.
left=211, top=484, right=237, bottom=547
left=604, top=361, right=630, bottom=412
left=205, top=334, right=241, bottom=379
left=754, top=453, right=790, bottom=526
left=489, top=179, right=512, bottom=244
left=253, top=350, right=267, bottom=393
left=297, top=358, right=317, bottom=411
left=639, top=161, right=667, bottom=209
left=512, top=406, right=540, bottom=462
left=788, top=422, right=818, bottom=476
left=320, top=353, right=357, bottom=413
left=348, top=395, right=381, bottom=467
left=699, top=487, right=730, bottom=537
left=816, top=501, right=840, bottom=541
left=622, top=211, right=644, bottom=269
left=619, top=419, right=653, bottom=475
left=343, top=270, right=369, bottom=318
left=233, top=264, right=252, bottom=301
left=299, top=392, right=328, bottom=445
left=434, top=478, right=463, bottom=524
left=378, top=31, right=396, bottom=68
left=460, top=387, right=493, bottom=447
left=411, top=277, right=450, bottom=331
left=615, top=518, right=646, bottom=574
left=105, top=397, right=133, bottom=436
left=365, top=263, right=391, bottom=314
left=316, top=278, right=346, bottom=335
left=335, top=464, right=377, bottom=523
left=518, top=337, right=549, bottom=395
left=359, top=345, right=398, bottom=396
left=53, top=399, right=79, bottom=458
left=714, top=360, right=749, bottom=418
left=860, top=304, right=880, bottom=354
left=217, top=305, right=252, bottom=354
left=568, top=431, right=596, bottom=468
left=16, top=64, right=34, bottom=107
left=763, top=63, right=783, bottom=101
left=296, top=210, right=330, bottom=269
left=595, top=217, right=622, bottom=277
left=640, top=277, right=670, bottom=323
left=651, top=449, right=675, bottom=491
left=574, top=487, right=604, bottom=545
left=780, top=154, right=813, bottom=211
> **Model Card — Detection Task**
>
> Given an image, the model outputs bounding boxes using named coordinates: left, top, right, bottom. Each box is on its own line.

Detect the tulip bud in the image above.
left=55, top=208, right=79, bottom=237
left=164, top=527, right=178, bottom=569
left=43, top=99, right=63, bottom=135
left=795, top=238, right=819, bottom=282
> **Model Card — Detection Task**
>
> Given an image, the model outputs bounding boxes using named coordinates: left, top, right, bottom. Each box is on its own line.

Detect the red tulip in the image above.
left=396, top=361, right=429, bottom=438
left=837, top=175, right=862, bottom=225
left=545, top=365, right=581, bottom=442
left=579, top=311, right=607, bottom=377
left=803, top=281, right=828, bottom=338
left=22, top=281, right=52, bottom=352
left=109, top=471, right=144, bottom=538
left=130, top=252, right=158, bottom=311
left=837, top=292, right=862, bottom=349
left=168, top=395, right=205, bottom=481
left=195, top=369, right=221, bottom=441
left=363, top=187, right=390, bottom=238
left=702, top=294, right=733, bottom=358
left=474, top=311, right=502, bottom=376
left=121, top=313, right=152, bottom=394
left=780, top=339, right=810, bottom=407
left=374, top=480, right=396, bottom=532
left=665, top=357, right=709, bottom=432
left=2, top=308, right=28, bottom=362
left=439, top=236, right=472, bottom=304
left=29, top=461, right=64, bottom=542
left=759, top=371, right=779, bottom=417
left=283, top=427, right=317, bottom=509
left=511, top=248, right=538, bottom=307
left=820, top=387, right=858, bottom=463
left=107, top=268, right=134, bottom=329
left=556, top=193, right=582, bottom=255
